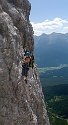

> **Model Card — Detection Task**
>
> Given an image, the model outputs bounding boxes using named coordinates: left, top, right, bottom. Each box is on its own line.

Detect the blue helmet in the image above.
left=26, top=51, right=30, bottom=55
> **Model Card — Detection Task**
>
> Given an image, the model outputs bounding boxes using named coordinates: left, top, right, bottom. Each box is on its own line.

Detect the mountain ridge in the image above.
left=34, top=32, right=68, bottom=67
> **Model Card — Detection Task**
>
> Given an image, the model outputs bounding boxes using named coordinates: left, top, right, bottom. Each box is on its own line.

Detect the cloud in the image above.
left=63, top=27, right=68, bottom=30
left=31, top=18, right=68, bottom=36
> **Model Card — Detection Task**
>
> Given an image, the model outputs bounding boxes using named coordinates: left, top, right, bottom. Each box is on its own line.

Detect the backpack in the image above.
left=29, top=55, right=34, bottom=68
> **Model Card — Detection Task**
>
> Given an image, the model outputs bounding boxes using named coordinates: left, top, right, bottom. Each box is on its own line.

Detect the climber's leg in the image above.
left=24, top=68, right=29, bottom=83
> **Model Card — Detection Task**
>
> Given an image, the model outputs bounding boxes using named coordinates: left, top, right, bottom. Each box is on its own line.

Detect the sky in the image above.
left=29, top=0, right=68, bottom=36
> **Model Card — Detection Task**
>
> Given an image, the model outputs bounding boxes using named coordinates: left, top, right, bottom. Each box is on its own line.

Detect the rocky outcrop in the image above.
left=0, top=0, right=50, bottom=125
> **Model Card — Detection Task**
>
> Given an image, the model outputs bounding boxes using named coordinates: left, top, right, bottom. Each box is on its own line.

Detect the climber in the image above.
left=22, top=51, right=30, bottom=83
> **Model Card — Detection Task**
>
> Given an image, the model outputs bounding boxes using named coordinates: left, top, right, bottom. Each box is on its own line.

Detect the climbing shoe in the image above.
left=25, top=79, right=27, bottom=84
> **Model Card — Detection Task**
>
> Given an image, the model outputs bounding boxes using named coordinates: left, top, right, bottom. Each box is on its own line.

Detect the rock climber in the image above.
left=22, top=51, right=30, bottom=83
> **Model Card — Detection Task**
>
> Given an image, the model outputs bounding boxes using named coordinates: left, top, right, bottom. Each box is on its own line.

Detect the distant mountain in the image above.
left=34, top=32, right=68, bottom=67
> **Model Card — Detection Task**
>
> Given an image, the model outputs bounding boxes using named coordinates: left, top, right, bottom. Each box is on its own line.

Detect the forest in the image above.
left=39, top=67, right=68, bottom=125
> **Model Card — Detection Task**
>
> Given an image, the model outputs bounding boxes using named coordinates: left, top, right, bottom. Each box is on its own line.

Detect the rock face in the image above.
left=0, top=0, right=50, bottom=125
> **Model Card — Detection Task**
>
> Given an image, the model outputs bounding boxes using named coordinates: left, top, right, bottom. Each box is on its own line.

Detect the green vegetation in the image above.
left=43, top=85, right=68, bottom=125
left=38, top=64, right=68, bottom=73
left=38, top=66, right=68, bottom=125
left=38, top=66, right=68, bottom=86
left=46, top=95, right=68, bottom=125
left=47, top=96, right=68, bottom=118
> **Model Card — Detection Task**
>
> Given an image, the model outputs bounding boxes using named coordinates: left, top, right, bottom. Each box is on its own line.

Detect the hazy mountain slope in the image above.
left=34, top=33, right=68, bottom=67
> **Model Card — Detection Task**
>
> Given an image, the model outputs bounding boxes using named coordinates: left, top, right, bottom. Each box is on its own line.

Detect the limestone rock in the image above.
left=0, top=0, right=50, bottom=125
